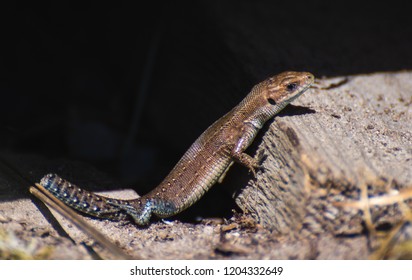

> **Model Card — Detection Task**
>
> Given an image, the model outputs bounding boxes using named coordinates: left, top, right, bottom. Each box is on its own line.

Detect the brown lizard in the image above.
left=39, top=71, right=314, bottom=226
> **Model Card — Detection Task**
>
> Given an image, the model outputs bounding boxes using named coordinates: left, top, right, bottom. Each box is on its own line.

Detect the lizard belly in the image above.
left=146, top=155, right=233, bottom=218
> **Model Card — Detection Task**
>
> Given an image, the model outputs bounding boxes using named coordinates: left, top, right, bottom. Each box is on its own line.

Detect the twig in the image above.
left=30, top=183, right=134, bottom=260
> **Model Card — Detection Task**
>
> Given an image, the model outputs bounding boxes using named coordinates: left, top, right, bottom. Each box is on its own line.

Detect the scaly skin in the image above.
left=40, top=71, right=314, bottom=225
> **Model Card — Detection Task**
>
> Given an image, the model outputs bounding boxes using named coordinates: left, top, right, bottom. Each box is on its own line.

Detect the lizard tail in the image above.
left=39, top=173, right=133, bottom=221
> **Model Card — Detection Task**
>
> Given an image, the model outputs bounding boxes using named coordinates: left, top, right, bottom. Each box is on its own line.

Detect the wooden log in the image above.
left=236, top=71, right=412, bottom=236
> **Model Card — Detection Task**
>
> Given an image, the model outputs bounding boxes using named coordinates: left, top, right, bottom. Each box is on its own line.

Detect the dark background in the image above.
left=1, top=1, right=411, bottom=220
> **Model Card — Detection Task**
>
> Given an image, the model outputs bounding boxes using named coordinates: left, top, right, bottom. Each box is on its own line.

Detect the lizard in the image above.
left=39, top=71, right=314, bottom=226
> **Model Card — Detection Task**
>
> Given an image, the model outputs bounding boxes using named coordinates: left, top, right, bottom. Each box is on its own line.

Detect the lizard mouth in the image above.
left=302, top=73, right=315, bottom=90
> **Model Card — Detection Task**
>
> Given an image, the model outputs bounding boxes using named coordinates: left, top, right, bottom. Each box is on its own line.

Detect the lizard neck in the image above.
left=232, top=83, right=279, bottom=129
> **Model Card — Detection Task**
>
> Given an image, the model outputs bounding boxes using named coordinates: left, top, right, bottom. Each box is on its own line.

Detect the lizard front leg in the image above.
left=232, top=151, right=260, bottom=177
left=231, top=123, right=262, bottom=177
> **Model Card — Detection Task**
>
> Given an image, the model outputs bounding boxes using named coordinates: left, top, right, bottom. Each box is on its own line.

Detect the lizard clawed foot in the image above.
left=247, top=159, right=260, bottom=177
left=248, top=152, right=267, bottom=177
left=255, top=150, right=267, bottom=165
left=116, top=219, right=133, bottom=227
left=232, top=152, right=262, bottom=178
left=249, top=151, right=268, bottom=176
left=107, top=199, right=153, bottom=226
left=249, top=161, right=264, bottom=178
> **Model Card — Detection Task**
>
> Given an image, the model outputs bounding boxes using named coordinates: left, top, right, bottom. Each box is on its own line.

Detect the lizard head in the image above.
left=264, top=71, right=314, bottom=106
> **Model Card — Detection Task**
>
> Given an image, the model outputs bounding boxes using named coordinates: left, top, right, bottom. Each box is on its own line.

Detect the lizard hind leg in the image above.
left=107, top=199, right=153, bottom=226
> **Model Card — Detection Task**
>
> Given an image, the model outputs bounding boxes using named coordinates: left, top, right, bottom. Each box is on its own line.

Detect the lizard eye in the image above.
left=268, top=98, right=277, bottom=105
left=286, top=83, right=298, bottom=91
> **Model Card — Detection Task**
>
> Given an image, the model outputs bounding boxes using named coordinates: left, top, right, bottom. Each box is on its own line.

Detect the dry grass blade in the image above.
left=371, top=198, right=412, bottom=260
left=333, top=187, right=412, bottom=209
left=334, top=177, right=412, bottom=260
left=334, top=182, right=412, bottom=259
left=360, top=182, right=376, bottom=235
left=30, top=183, right=134, bottom=260
left=368, top=222, right=406, bottom=260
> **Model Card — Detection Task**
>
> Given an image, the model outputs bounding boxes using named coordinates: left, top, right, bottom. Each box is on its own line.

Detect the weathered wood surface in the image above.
left=237, top=71, right=412, bottom=238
